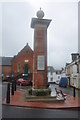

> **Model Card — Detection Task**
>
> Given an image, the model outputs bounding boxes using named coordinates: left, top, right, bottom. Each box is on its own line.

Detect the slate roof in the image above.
left=55, top=70, right=62, bottom=74
left=0, top=57, right=13, bottom=66
left=47, top=66, right=55, bottom=73
left=47, top=66, right=62, bottom=74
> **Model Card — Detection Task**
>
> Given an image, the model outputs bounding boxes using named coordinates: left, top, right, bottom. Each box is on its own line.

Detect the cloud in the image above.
left=1, top=2, right=78, bottom=69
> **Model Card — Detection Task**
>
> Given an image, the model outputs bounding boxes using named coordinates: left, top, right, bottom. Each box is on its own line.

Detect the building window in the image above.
left=58, top=76, right=60, bottom=79
left=17, top=63, right=20, bottom=73
left=77, top=64, right=79, bottom=73
left=51, top=72, right=53, bottom=75
left=50, top=77, right=53, bottom=81
left=75, top=62, right=79, bottom=73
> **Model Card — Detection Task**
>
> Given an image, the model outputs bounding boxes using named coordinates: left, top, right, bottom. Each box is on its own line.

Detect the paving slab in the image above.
left=2, top=89, right=80, bottom=109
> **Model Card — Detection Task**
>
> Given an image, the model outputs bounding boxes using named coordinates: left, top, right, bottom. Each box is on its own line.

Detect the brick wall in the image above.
left=12, top=45, right=33, bottom=77
left=1, top=66, right=12, bottom=76
left=33, top=26, right=47, bottom=89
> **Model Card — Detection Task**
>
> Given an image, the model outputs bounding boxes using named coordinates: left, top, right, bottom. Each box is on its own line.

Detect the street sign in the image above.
left=22, top=74, right=28, bottom=76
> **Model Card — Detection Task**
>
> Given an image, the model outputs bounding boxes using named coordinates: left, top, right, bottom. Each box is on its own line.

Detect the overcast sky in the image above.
left=0, top=0, right=78, bottom=69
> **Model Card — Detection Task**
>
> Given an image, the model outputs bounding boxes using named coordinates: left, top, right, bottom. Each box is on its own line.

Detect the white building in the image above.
left=47, top=66, right=61, bottom=84
left=66, top=53, right=80, bottom=89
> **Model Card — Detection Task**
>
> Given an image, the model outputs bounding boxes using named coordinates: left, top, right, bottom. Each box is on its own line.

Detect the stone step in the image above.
left=26, top=96, right=64, bottom=102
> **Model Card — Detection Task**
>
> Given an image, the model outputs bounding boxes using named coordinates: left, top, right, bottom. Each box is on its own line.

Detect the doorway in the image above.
left=24, top=64, right=28, bottom=73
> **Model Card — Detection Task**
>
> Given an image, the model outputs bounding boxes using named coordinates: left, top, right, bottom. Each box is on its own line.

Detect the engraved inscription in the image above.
left=37, top=55, right=45, bottom=70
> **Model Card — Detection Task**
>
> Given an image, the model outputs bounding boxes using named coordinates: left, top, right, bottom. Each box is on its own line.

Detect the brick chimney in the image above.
left=71, top=53, right=79, bottom=61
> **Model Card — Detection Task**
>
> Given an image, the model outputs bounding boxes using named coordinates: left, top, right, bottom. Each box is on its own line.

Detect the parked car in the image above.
left=26, top=79, right=32, bottom=86
left=59, top=77, right=68, bottom=87
left=16, top=78, right=31, bottom=86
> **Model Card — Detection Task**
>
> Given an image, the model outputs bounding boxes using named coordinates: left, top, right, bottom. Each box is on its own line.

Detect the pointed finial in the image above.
left=40, top=7, right=41, bottom=10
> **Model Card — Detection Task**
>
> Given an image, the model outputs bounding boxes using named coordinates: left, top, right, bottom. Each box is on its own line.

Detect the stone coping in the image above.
left=25, top=94, right=64, bottom=102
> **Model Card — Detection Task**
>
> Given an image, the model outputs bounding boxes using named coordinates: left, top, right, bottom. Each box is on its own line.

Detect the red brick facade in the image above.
left=31, top=17, right=51, bottom=89
left=12, top=44, right=33, bottom=77
left=0, top=65, right=12, bottom=76
left=33, top=26, right=47, bottom=89
left=30, top=7, right=52, bottom=89
left=1, top=44, right=33, bottom=79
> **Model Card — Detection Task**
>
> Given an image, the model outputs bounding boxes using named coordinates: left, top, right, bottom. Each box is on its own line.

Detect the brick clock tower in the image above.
left=31, top=8, right=51, bottom=89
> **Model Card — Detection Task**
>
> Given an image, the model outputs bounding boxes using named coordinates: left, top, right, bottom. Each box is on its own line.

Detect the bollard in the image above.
left=14, top=79, right=16, bottom=91
left=11, top=80, right=14, bottom=95
left=6, top=82, right=10, bottom=103
left=73, top=86, right=75, bottom=97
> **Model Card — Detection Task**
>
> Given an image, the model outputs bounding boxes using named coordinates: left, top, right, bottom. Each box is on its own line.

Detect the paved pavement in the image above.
left=2, top=82, right=80, bottom=109
left=2, top=82, right=80, bottom=118
left=3, top=89, right=80, bottom=109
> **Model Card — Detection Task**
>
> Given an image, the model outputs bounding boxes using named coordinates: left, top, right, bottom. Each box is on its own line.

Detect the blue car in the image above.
left=59, top=77, right=68, bottom=87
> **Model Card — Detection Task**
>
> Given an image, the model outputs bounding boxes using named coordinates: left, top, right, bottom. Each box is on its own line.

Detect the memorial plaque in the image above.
left=37, top=55, right=45, bottom=70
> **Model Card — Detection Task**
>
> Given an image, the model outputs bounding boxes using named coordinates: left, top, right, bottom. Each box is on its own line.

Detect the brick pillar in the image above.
left=31, top=11, right=51, bottom=89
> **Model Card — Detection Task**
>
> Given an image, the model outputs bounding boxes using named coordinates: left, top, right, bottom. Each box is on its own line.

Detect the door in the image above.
left=24, top=64, right=28, bottom=73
